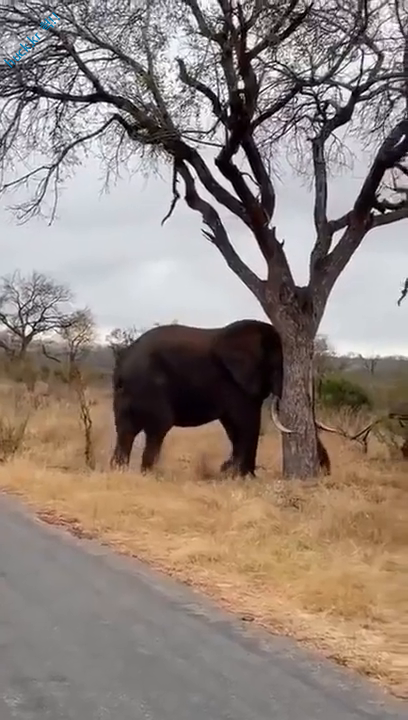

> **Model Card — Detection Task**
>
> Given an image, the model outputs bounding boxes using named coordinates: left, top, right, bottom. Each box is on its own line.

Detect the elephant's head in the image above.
left=212, top=319, right=343, bottom=438
left=212, top=320, right=294, bottom=434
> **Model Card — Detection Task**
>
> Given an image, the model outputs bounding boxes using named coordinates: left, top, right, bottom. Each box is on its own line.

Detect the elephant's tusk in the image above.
left=270, top=396, right=296, bottom=434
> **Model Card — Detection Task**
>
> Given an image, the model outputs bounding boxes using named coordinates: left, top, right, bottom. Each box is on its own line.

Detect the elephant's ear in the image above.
left=212, top=324, right=263, bottom=396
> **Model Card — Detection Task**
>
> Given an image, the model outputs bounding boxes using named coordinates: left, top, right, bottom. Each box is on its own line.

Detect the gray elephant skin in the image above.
left=110, top=319, right=330, bottom=476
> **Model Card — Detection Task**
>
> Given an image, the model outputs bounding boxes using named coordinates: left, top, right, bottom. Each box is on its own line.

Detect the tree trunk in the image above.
left=279, top=332, right=320, bottom=479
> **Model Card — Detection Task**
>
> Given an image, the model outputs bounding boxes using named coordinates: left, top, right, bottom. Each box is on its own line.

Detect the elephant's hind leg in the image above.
left=141, top=428, right=170, bottom=472
left=220, top=403, right=261, bottom=478
left=140, top=411, right=173, bottom=473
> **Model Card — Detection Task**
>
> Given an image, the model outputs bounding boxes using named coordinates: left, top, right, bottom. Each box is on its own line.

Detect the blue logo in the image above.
left=4, top=12, right=60, bottom=68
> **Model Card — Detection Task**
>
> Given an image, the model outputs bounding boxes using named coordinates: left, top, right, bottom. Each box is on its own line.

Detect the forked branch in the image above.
left=176, top=161, right=264, bottom=298
left=320, top=118, right=408, bottom=290
left=309, top=87, right=366, bottom=277
left=176, top=58, right=227, bottom=124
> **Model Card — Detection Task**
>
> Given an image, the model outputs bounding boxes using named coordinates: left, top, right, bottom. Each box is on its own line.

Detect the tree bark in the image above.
left=279, top=332, right=320, bottom=479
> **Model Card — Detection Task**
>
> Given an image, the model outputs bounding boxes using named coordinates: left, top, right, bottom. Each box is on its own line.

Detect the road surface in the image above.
left=0, top=494, right=406, bottom=720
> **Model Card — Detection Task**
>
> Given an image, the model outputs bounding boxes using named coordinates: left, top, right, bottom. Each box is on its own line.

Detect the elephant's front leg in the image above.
left=237, top=405, right=262, bottom=477
left=219, top=416, right=241, bottom=475
left=110, top=395, right=140, bottom=469
left=220, top=405, right=261, bottom=477
left=110, top=424, right=139, bottom=468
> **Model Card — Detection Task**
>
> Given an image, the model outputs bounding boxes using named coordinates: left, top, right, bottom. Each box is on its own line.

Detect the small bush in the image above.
left=0, top=416, right=29, bottom=462
left=319, top=375, right=372, bottom=412
left=54, top=367, right=70, bottom=384
left=39, top=364, right=51, bottom=381
left=4, top=357, right=39, bottom=390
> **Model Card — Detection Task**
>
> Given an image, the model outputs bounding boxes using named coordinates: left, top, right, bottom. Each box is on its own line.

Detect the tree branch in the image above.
left=242, top=136, right=276, bottom=222
left=311, top=137, right=330, bottom=250
left=233, top=4, right=276, bottom=222
left=176, top=161, right=264, bottom=298
left=1, top=117, right=119, bottom=220
left=248, top=0, right=312, bottom=61
left=371, top=205, right=408, bottom=227
left=185, top=4, right=276, bottom=259
left=319, top=119, right=408, bottom=294
left=328, top=213, right=351, bottom=234
left=309, top=87, right=364, bottom=281
left=177, top=58, right=227, bottom=124
left=179, top=145, right=251, bottom=224
left=161, top=160, right=180, bottom=226
left=175, top=57, right=269, bottom=229
left=253, top=85, right=299, bottom=131
left=397, top=277, right=408, bottom=306
left=181, top=0, right=219, bottom=40
left=41, top=343, right=62, bottom=364
left=354, top=119, right=408, bottom=220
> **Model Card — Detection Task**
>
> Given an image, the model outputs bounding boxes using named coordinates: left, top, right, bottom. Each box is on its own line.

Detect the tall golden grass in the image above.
left=0, top=379, right=406, bottom=697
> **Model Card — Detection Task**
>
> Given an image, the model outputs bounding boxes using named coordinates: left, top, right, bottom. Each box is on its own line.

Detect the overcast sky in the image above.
left=1, top=150, right=407, bottom=357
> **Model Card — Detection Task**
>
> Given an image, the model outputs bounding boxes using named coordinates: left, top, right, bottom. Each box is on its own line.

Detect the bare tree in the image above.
left=70, top=363, right=96, bottom=470
left=58, top=307, right=96, bottom=380
left=0, top=270, right=73, bottom=358
left=106, top=325, right=142, bottom=359
left=106, top=320, right=178, bottom=358
left=1, top=2, right=408, bottom=477
left=358, top=353, right=380, bottom=376
left=314, top=335, right=334, bottom=395
left=314, top=335, right=334, bottom=372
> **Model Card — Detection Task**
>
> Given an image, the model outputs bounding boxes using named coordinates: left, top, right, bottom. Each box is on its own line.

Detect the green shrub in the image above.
left=318, top=375, right=372, bottom=412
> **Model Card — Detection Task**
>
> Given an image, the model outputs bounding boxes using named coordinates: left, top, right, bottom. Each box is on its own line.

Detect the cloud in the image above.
left=1, top=153, right=407, bottom=356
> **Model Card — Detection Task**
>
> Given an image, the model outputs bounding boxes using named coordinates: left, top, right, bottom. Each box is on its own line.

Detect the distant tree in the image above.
left=313, top=335, right=333, bottom=399
left=106, top=325, right=141, bottom=359
left=358, top=354, right=380, bottom=376
left=0, top=270, right=73, bottom=358
left=57, top=308, right=96, bottom=381
left=2, top=3, right=408, bottom=478
left=314, top=335, right=332, bottom=357
left=107, top=319, right=179, bottom=358
left=314, top=335, right=334, bottom=376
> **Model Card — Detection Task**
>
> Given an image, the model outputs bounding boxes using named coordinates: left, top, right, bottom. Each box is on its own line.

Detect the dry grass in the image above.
left=0, top=380, right=406, bottom=698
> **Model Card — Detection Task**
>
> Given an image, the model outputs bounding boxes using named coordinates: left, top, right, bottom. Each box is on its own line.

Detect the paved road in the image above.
left=0, top=496, right=406, bottom=720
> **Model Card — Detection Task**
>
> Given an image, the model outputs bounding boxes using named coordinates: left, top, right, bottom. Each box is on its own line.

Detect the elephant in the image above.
left=109, top=319, right=332, bottom=477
